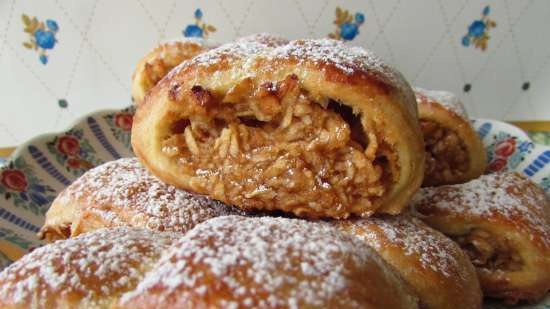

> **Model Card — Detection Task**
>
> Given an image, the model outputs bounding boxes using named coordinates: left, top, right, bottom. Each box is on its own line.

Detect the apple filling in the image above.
left=421, top=120, right=469, bottom=184
left=161, top=74, right=397, bottom=217
left=454, top=229, right=523, bottom=271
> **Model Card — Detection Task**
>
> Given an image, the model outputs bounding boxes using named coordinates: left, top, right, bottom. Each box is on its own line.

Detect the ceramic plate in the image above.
left=0, top=106, right=548, bottom=308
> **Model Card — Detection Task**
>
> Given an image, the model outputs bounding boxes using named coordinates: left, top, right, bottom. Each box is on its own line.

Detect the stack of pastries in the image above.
left=0, top=34, right=548, bottom=309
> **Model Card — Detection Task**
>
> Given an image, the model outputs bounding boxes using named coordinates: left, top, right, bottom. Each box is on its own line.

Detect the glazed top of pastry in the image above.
left=0, top=227, right=176, bottom=306
left=411, top=172, right=550, bottom=248
left=414, top=87, right=468, bottom=119
left=119, top=216, right=395, bottom=308
left=345, top=215, right=469, bottom=279
left=166, top=38, right=416, bottom=117
left=56, top=157, right=241, bottom=232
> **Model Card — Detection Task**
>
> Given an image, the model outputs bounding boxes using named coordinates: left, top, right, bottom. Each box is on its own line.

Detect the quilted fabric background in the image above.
left=1, top=0, right=549, bottom=147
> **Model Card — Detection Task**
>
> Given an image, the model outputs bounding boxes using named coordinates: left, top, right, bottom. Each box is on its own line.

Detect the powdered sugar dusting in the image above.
left=0, top=227, right=176, bottom=307
left=179, top=39, right=269, bottom=72
left=168, top=37, right=415, bottom=113
left=411, top=172, right=550, bottom=248
left=346, top=215, right=465, bottom=278
left=236, top=33, right=289, bottom=47
left=414, top=87, right=468, bottom=119
left=56, top=158, right=241, bottom=233
left=271, top=39, right=382, bottom=74
left=272, top=39, right=412, bottom=100
left=119, top=216, right=396, bottom=309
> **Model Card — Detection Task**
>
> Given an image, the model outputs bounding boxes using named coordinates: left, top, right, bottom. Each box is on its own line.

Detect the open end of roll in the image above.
left=420, top=119, right=469, bottom=184
left=160, top=74, right=397, bottom=217
left=453, top=229, right=523, bottom=272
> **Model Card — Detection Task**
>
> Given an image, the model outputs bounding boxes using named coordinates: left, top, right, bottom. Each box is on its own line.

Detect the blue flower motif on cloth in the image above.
left=461, top=6, right=496, bottom=51
left=21, top=14, right=59, bottom=64
left=183, top=9, right=216, bottom=39
left=328, top=7, right=365, bottom=41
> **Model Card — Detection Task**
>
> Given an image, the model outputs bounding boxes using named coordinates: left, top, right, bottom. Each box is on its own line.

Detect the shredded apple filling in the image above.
left=421, top=120, right=469, bottom=182
left=454, top=229, right=523, bottom=271
left=161, top=74, right=395, bottom=217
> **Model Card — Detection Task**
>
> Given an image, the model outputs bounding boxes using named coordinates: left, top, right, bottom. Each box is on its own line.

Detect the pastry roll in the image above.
left=336, top=215, right=482, bottom=309
left=411, top=172, right=550, bottom=304
left=131, top=38, right=212, bottom=105
left=114, top=216, right=420, bottom=309
left=414, top=87, right=486, bottom=186
left=38, top=158, right=242, bottom=242
left=132, top=38, right=425, bottom=219
left=0, top=227, right=176, bottom=309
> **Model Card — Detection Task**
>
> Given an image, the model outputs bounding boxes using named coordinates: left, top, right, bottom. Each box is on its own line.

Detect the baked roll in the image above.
left=131, top=38, right=212, bottom=105
left=132, top=38, right=425, bottom=219
left=0, top=227, right=176, bottom=309
left=114, top=216, right=420, bottom=309
left=336, top=215, right=482, bottom=309
left=411, top=172, right=550, bottom=304
left=38, top=158, right=241, bottom=242
left=414, top=87, right=486, bottom=186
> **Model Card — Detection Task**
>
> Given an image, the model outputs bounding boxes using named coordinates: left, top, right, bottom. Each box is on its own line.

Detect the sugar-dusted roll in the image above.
left=414, top=87, right=486, bottom=186
left=411, top=172, right=550, bottom=304
left=114, top=216, right=420, bottom=309
left=336, top=215, right=482, bottom=309
left=38, top=158, right=242, bottom=242
left=0, top=227, right=177, bottom=309
left=131, top=38, right=212, bottom=105
left=132, top=38, right=425, bottom=219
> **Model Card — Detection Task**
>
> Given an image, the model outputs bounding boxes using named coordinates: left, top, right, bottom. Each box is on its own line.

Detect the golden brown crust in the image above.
left=132, top=38, right=425, bottom=219
left=114, top=216, right=419, bottom=309
left=336, top=215, right=482, bottom=309
left=131, top=38, right=212, bottom=106
left=414, top=87, right=486, bottom=186
left=38, top=158, right=242, bottom=242
left=411, top=172, right=550, bottom=304
left=0, top=227, right=176, bottom=309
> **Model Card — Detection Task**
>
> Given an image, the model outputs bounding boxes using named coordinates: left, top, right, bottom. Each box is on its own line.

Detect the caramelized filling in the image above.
left=454, top=229, right=523, bottom=271
left=421, top=119, right=469, bottom=184
left=161, top=74, right=396, bottom=217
